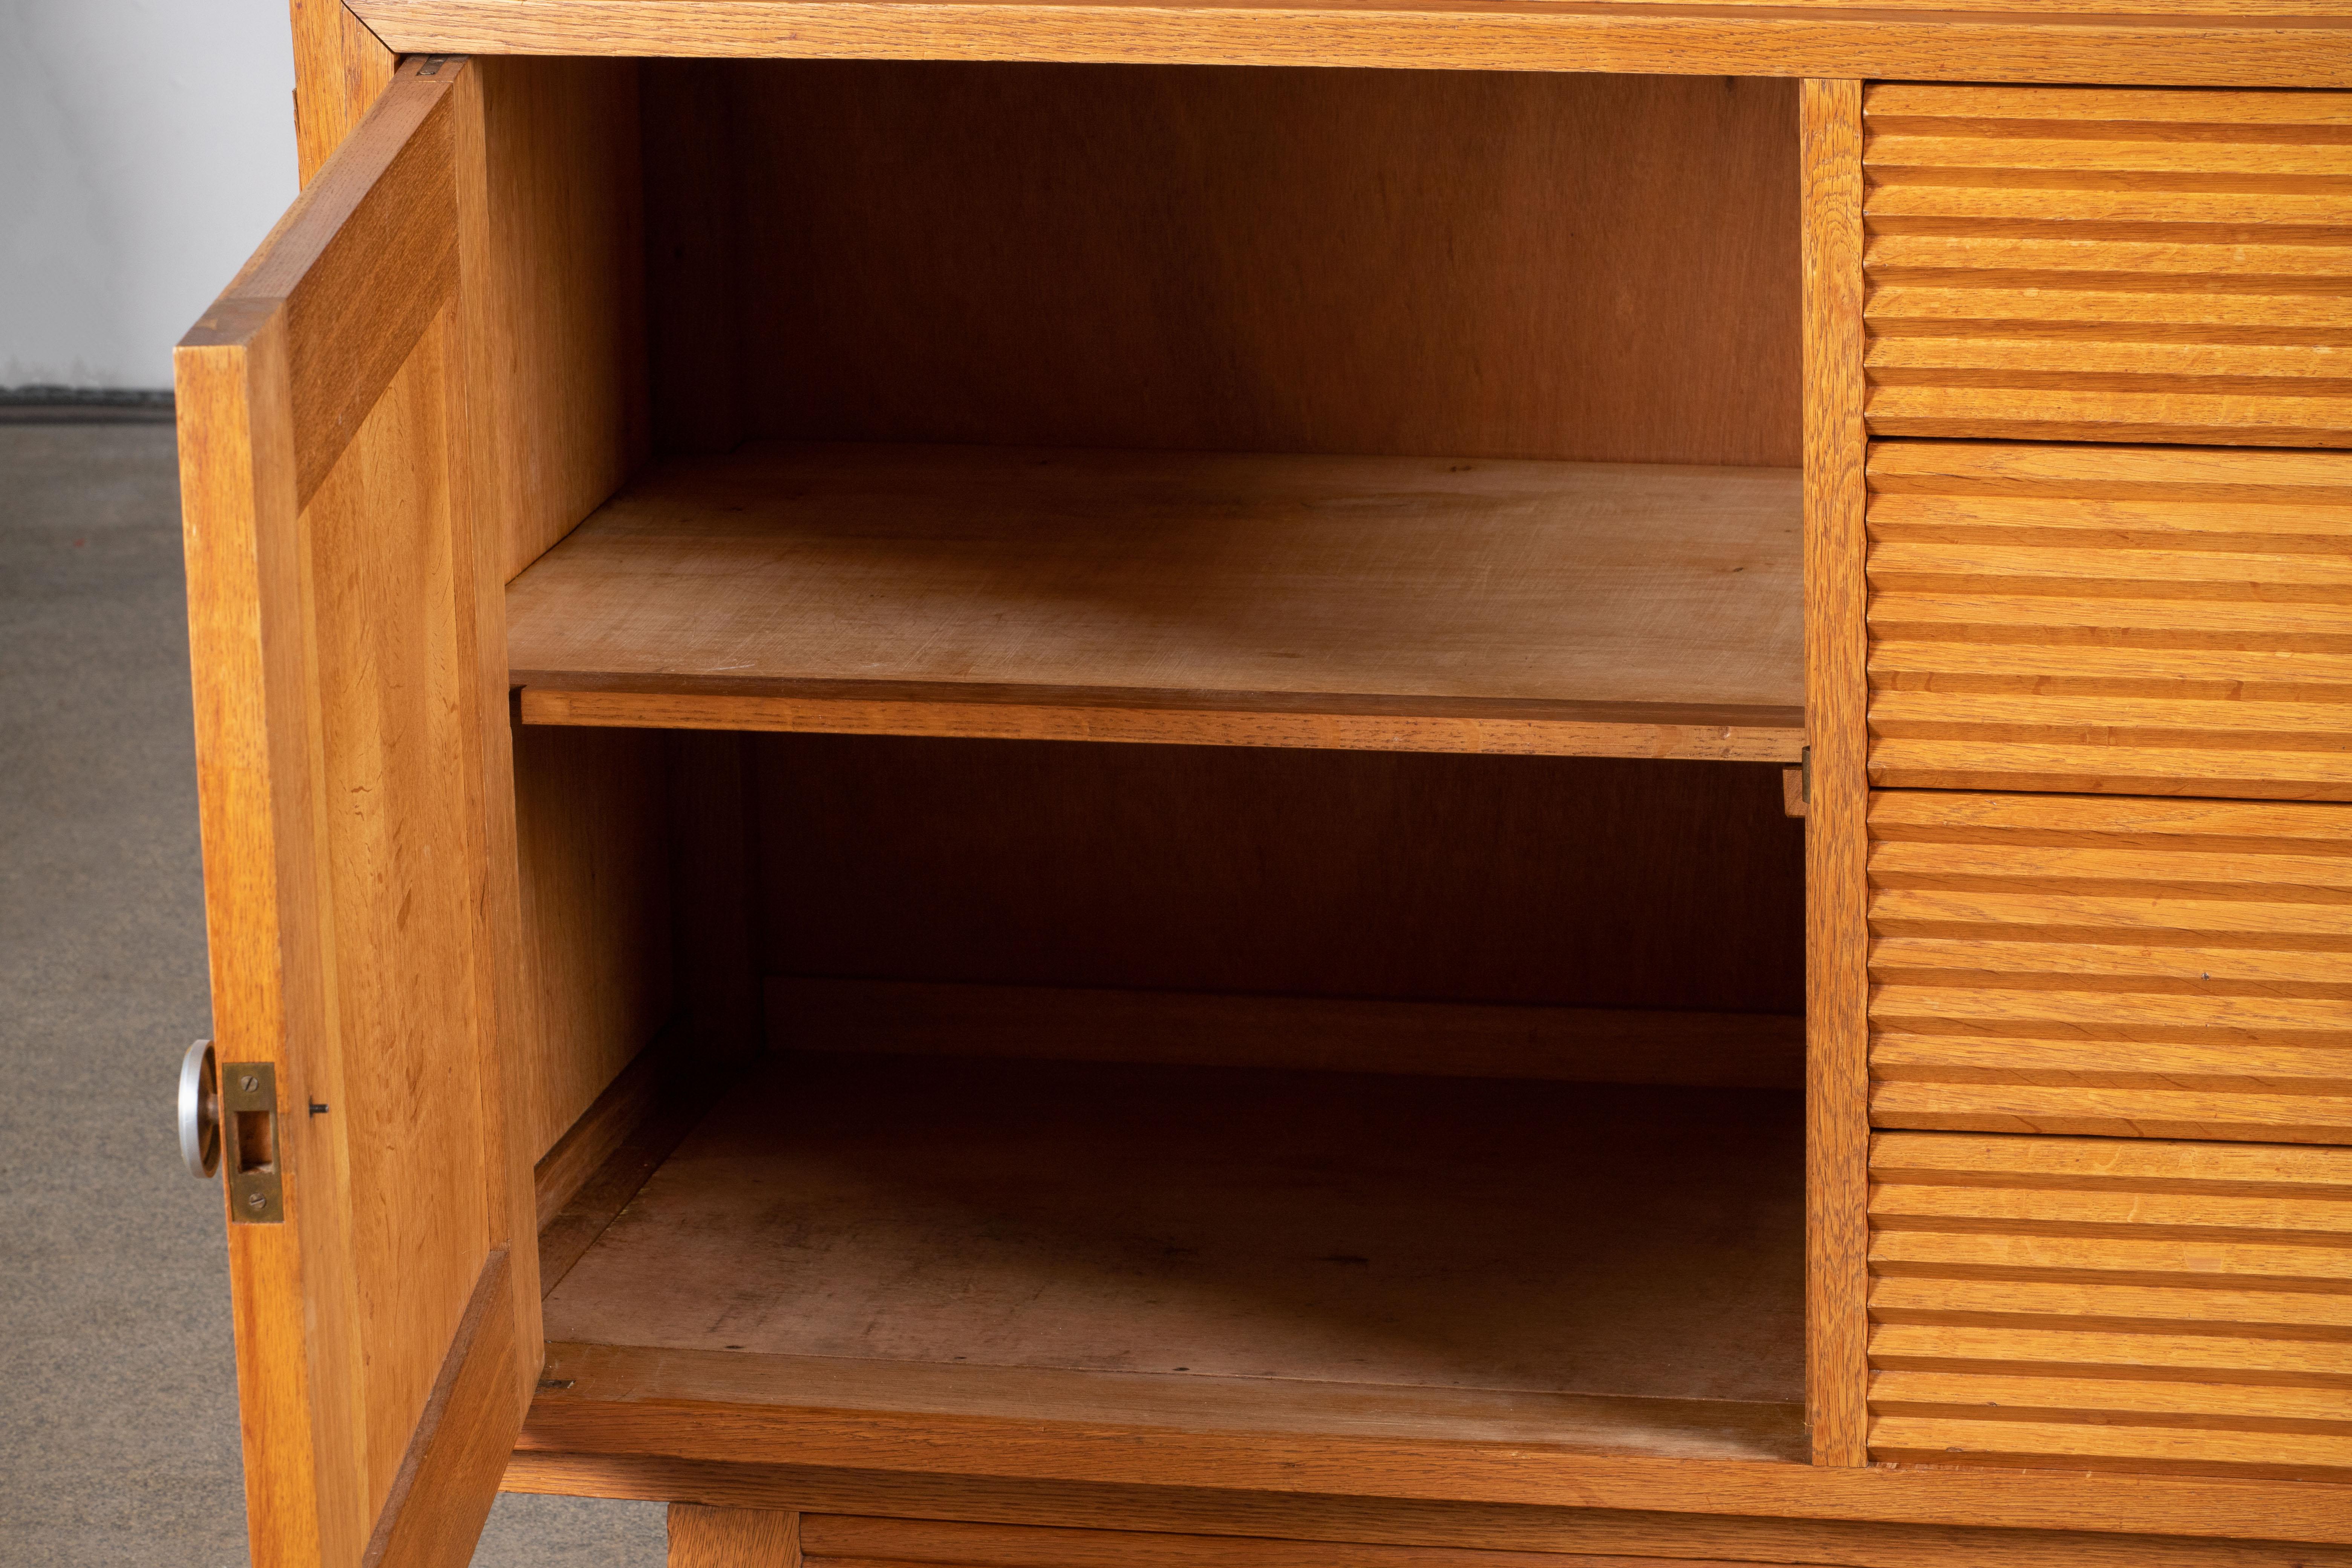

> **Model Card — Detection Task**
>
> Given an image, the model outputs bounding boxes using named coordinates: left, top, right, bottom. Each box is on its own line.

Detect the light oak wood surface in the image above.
left=507, top=444, right=1803, bottom=758
left=717, top=65, right=1798, bottom=471
left=538, top=1053, right=1804, bottom=1414
left=510, top=1449, right=2352, bottom=1560
left=511, top=724, right=672, bottom=1163
left=1865, top=441, right=2352, bottom=800
left=1862, top=84, right=2352, bottom=448
left=797, top=1515, right=1775, bottom=1568
left=176, top=57, right=533, bottom=1568
left=1868, top=1130, right=2352, bottom=1481
left=671, top=1504, right=802, bottom=1568
left=350, top=2, right=2352, bottom=87
left=1866, top=790, right=2352, bottom=1144
left=290, top=0, right=394, bottom=184
left=1802, top=74, right=1873, bottom=1469
left=461, top=57, right=648, bottom=582
left=361, top=1250, right=521, bottom=1568
left=767, top=978, right=1803, bottom=1089
left=755, top=743, right=1803, bottom=1019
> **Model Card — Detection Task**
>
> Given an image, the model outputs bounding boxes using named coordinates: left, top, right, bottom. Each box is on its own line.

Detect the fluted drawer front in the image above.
left=1869, top=1130, right=2352, bottom=1481
left=1862, top=83, right=2352, bottom=447
left=1867, top=790, right=2352, bottom=1145
left=1866, top=440, right=2352, bottom=800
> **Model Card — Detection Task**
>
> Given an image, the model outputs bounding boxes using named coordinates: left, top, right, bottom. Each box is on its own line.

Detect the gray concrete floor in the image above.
left=0, top=421, right=666, bottom=1566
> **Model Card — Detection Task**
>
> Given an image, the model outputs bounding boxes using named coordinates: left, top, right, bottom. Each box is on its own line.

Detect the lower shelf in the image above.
left=531, top=1049, right=1807, bottom=1474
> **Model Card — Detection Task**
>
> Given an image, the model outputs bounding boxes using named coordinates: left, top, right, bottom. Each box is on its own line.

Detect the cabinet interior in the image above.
left=500, top=58, right=1812, bottom=1463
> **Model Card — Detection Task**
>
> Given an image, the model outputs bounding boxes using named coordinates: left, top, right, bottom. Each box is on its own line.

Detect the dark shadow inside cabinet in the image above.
left=510, top=58, right=1811, bottom=1465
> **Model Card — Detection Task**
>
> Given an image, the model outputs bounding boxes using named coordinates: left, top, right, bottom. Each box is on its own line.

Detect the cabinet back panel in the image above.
left=754, top=739, right=1804, bottom=1017
left=668, top=63, right=1800, bottom=467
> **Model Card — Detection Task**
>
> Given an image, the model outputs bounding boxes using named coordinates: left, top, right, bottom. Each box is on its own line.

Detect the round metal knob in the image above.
left=179, top=1040, right=220, bottom=1179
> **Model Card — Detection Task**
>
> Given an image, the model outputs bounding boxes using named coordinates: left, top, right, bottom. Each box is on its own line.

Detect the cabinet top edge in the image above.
left=351, top=0, right=2352, bottom=88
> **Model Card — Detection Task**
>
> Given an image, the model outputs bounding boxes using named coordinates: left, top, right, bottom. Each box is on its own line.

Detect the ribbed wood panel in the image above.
left=1867, top=790, right=2352, bottom=1145
left=1865, top=440, right=2352, bottom=799
left=1861, top=84, right=2352, bottom=447
left=1868, top=1130, right=2352, bottom=1481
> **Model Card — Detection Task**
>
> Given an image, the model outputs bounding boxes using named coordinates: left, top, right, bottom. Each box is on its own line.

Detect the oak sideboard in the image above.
left=172, top=5, right=2352, bottom=1566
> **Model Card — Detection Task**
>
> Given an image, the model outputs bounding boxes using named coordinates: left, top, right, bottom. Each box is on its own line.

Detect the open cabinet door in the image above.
left=175, top=56, right=535, bottom=1568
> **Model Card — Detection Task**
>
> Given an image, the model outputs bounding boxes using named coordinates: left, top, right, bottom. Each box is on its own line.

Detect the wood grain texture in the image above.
left=756, top=744, right=1804, bottom=1017
left=352, top=2, right=2352, bottom=87
left=511, top=724, right=672, bottom=1163
left=1862, top=84, right=2352, bottom=448
left=514, top=1344, right=2352, bottom=1542
left=767, top=977, right=1804, bottom=1089
left=797, top=1515, right=1770, bottom=1568
left=1802, top=75, right=1872, bottom=1469
left=1866, top=440, right=2352, bottom=800
left=641, top=60, right=743, bottom=458
left=1867, top=790, right=2352, bottom=1144
left=200, top=68, right=456, bottom=511
left=361, top=1250, right=523, bottom=1568
left=524, top=683, right=1805, bottom=762
left=718, top=64, right=1796, bottom=469
left=290, top=0, right=395, bottom=184
left=536, top=1057, right=726, bottom=1302
left=176, top=57, right=531, bottom=1568
left=530, top=1339, right=1805, bottom=1466
left=671, top=1504, right=802, bottom=1568
left=460, top=55, right=648, bottom=582
left=506, top=1453, right=2352, bottom=1563
left=541, top=1054, right=1803, bottom=1412
left=1868, top=1129, right=2352, bottom=1482
left=531, top=1029, right=684, bottom=1232
left=504, top=444, right=1802, bottom=758
left=177, top=273, right=345, bottom=1568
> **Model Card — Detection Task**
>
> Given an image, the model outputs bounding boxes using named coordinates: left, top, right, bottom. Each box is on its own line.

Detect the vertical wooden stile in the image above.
left=1799, top=75, right=1871, bottom=1468
left=289, top=1, right=396, bottom=184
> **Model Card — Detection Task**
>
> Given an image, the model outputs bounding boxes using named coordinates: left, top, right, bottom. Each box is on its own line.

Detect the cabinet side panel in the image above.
left=466, top=55, right=649, bottom=581
left=513, top=725, right=675, bottom=1161
left=291, top=0, right=397, bottom=184
left=1802, top=74, right=1871, bottom=1467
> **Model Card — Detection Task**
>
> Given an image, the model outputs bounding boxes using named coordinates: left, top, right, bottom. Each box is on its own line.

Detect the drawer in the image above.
left=1865, top=440, right=2352, bottom=801
left=1867, top=789, right=2352, bottom=1144
left=1861, top=84, right=2352, bottom=448
left=1868, top=1129, right=2352, bottom=1482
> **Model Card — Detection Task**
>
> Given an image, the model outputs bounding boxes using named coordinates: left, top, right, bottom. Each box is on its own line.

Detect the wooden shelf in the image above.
left=506, top=443, right=1803, bottom=759
left=529, top=1044, right=1807, bottom=1478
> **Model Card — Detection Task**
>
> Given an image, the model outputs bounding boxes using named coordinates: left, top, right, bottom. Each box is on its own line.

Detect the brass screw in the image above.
left=239, top=1074, right=259, bottom=1093
left=245, top=1191, right=267, bottom=1211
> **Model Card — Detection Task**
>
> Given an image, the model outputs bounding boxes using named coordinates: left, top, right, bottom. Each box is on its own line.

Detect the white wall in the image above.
left=1, top=0, right=298, bottom=390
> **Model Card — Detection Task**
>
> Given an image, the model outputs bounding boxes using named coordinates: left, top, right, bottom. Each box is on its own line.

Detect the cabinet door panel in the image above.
left=1865, top=440, right=2352, bottom=800
left=1867, top=790, right=2352, bottom=1144
left=1869, top=1130, right=2352, bottom=1481
left=175, top=55, right=531, bottom=1568
left=1860, top=84, right=2352, bottom=448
